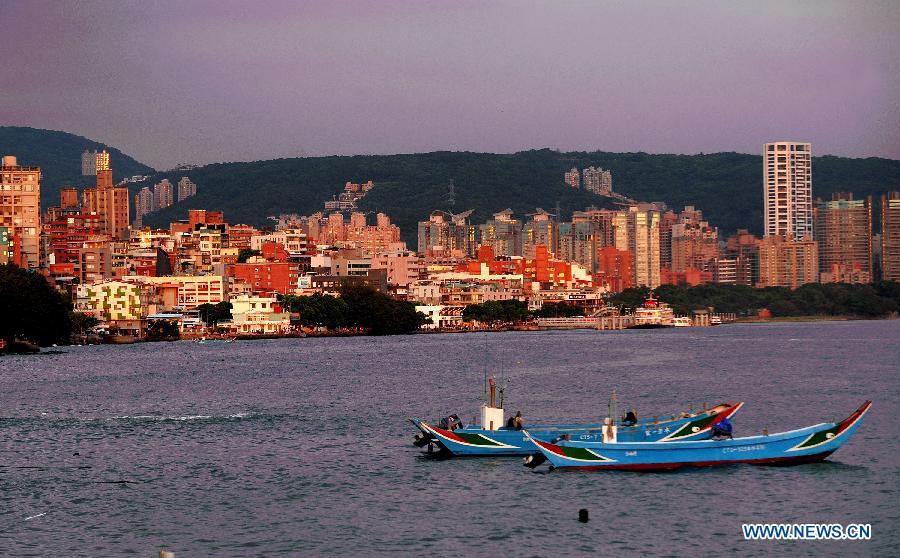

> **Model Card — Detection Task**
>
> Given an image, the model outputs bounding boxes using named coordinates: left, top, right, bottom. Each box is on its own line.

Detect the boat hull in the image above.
left=412, top=402, right=743, bottom=456
left=525, top=401, right=871, bottom=472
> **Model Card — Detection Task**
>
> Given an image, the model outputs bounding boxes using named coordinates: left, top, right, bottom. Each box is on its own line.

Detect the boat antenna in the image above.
left=483, top=334, right=488, bottom=404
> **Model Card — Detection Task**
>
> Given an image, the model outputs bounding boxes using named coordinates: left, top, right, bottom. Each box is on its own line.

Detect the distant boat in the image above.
left=629, top=294, right=675, bottom=329
left=523, top=401, right=871, bottom=472
left=710, top=315, right=723, bottom=325
left=104, top=335, right=137, bottom=345
left=672, top=317, right=693, bottom=327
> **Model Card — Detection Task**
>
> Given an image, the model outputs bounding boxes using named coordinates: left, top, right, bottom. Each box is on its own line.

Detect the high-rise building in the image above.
left=661, top=206, right=712, bottom=273
left=479, top=209, right=522, bottom=257
left=671, top=222, right=719, bottom=273
left=78, top=234, right=113, bottom=284
left=595, top=246, right=633, bottom=292
left=722, top=229, right=760, bottom=286
left=81, top=150, right=96, bottom=176
left=564, top=168, right=580, bottom=188
left=757, top=235, right=818, bottom=289
left=349, top=212, right=367, bottom=229
left=417, top=211, right=475, bottom=257
left=96, top=150, right=110, bottom=172
left=84, top=164, right=130, bottom=240
left=571, top=208, right=617, bottom=247
left=134, top=187, right=155, bottom=228
left=522, top=209, right=558, bottom=257
left=764, top=141, right=812, bottom=240
left=60, top=187, right=80, bottom=209
left=658, top=211, right=678, bottom=269
left=155, top=179, right=174, bottom=210
left=557, top=221, right=599, bottom=272
left=582, top=167, right=613, bottom=195
left=177, top=177, right=197, bottom=201
left=814, top=193, right=872, bottom=283
left=0, top=155, right=41, bottom=268
left=882, top=192, right=900, bottom=281
left=614, top=206, right=660, bottom=288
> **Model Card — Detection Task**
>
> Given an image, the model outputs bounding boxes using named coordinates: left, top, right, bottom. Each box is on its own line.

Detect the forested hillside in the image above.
left=0, top=126, right=154, bottom=207
left=3, top=128, right=899, bottom=246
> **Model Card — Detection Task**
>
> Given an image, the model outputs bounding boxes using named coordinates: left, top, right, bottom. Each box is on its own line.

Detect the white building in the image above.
left=764, top=141, right=812, bottom=240
left=564, top=167, right=580, bottom=188
left=177, top=176, right=197, bottom=201
left=228, top=295, right=290, bottom=334
left=614, top=206, right=661, bottom=288
left=582, top=166, right=612, bottom=195
left=415, top=304, right=465, bottom=329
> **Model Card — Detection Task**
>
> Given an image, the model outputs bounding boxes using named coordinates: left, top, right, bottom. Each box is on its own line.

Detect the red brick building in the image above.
left=228, top=262, right=300, bottom=295
left=595, top=246, right=633, bottom=292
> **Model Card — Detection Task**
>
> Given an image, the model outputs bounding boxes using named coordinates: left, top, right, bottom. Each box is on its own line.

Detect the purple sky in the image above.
left=2, top=0, right=898, bottom=169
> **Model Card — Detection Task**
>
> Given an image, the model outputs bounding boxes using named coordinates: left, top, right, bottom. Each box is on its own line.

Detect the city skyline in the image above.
left=1, top=1, right=899, bottom=169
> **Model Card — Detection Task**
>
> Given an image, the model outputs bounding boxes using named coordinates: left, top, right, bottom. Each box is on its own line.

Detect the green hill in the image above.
left=141, top=150, right=622, bottom=243
left=3, top=127, right=899, bottom=246
left=0, top=126, right=155, bottom=208
left=143, top=149, right=900, bottom=245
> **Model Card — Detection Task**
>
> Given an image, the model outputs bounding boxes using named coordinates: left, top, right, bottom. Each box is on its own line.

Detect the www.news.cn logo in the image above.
left=742, top=523, right=872, bottom=541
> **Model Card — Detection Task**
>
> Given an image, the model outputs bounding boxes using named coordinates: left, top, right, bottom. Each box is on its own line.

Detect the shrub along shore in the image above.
left=2, top=263, right=899, bottom=354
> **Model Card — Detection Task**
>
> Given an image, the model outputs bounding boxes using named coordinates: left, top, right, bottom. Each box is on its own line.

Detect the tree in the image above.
left=533, top=301, right=584, bottom=318
left=463, top=299, right=530, bottom=323
left=70, top=312, right=100, bottom=334
left=338, top=284, right=428, bottom=335
left=288, top=293, right=348, bottom=329
left=609, top=286, right=651, bottom=312
left=197, top=301, right=233, bottom=326
left=0, top=264, right=71, bottom=346
left=605, top=282, right=900, bottom=318
left=237, top=248, right=261, bottom=263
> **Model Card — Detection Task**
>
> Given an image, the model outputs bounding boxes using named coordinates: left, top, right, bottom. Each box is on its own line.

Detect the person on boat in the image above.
left=711, top=417, right=733, bottom=439
left=507, top=411, right=523, bottom=430
left=622, top=409, right=638, bottom=426
left=441, top=414, right=463, bottom=430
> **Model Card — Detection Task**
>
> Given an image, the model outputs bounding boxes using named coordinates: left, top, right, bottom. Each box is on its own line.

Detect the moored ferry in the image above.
left=630, top=294, right=675, bottom=329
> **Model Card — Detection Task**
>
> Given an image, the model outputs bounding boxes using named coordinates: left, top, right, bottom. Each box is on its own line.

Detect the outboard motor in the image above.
left=413, top=432, right=435, bottom=448
left=523, top=452, right=548, bottom=469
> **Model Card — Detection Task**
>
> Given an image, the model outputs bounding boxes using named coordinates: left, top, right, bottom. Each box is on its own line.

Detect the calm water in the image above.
left=1, top=321, right=898, bottom=557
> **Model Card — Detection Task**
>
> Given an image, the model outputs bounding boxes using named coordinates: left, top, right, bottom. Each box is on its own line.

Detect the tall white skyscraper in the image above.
left=614, top=206, right=661, bottom=288
left=764, top=141, right=812, bottom=240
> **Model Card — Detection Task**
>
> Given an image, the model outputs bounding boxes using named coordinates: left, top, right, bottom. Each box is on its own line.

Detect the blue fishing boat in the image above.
left=412, top=380, right=744, bottom=456
left=522, top=400, right=871, bottom=471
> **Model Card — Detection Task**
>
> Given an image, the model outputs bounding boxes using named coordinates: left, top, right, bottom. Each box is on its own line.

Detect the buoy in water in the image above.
left=578, top=509, right=589, bottom=523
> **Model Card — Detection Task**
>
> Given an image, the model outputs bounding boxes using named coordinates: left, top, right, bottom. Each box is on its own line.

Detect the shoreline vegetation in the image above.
left=6, top=314, right=898, bottom=355
left=2, top=262, right=899, bottom=354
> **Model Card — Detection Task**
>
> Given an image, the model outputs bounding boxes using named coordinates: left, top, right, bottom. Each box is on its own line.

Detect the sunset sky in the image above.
left=2, top=0, right=898, bottom=168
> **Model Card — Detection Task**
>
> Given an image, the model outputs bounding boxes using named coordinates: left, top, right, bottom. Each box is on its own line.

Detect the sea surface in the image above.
left=1, top=321, right=898, bottom=557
